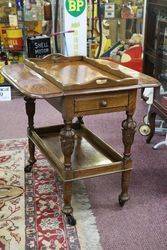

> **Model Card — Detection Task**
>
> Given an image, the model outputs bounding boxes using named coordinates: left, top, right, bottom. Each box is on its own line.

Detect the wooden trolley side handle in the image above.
left=93, top=76, right=138, bottom=87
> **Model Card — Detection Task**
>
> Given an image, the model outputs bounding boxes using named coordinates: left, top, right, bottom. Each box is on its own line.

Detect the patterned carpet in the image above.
left=0, top=138, right=102, bottom=250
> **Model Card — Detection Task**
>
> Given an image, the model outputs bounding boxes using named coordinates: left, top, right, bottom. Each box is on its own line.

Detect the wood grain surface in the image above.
left=24, top=55, right=138, bottom=91
left=1, top=54, right=160, bottom=99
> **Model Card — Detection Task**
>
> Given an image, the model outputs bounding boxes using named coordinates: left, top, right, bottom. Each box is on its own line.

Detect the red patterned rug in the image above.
left=0, top=139, right=102, bottom=250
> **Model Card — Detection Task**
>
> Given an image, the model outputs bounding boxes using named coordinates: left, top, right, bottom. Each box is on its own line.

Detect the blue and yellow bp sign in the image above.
left=66, top=0, right=86, bottom=17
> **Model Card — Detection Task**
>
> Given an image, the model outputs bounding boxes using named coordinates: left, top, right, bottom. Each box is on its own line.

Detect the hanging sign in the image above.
left=0, top=86, right=11, bottom=101
left=9, top=15, right=18, bottom=27
left=27, top=35, right=51, bottom=58
left=65, top=0, right=86, bottom=17
left=105, top=4, right=115, bottom=19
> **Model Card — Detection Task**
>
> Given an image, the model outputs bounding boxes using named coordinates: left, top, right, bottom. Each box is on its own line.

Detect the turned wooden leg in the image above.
left=60, top=120, right=76, bottom=225
left=146, top=111, right=156, bottom=144
left=119, top=112, right=136, bottom=207
left=24, top=97, right=36, bottom=173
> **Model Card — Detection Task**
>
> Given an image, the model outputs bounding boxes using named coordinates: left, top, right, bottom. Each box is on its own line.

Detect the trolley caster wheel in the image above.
left=118, top=194, right=129, bottom=207
left=119, top=198, right=126, bottom=207
left=143, top=114, right=149, bottom=124
left=24, top=164, right=32, bottom=173
left=66, top=214, right=76, bottom=226
left=139, top=124, right=151, bottom=136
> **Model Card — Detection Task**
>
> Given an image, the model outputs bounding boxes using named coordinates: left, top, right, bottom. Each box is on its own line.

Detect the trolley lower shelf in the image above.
left=30, top=124, right=132, bottom=181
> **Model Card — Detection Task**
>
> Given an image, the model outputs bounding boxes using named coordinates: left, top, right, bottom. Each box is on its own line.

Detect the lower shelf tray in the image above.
left=30, top=124, right=132, bottom=181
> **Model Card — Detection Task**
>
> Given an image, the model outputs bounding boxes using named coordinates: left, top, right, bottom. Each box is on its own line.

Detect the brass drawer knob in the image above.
left=100, top=100, right=108, bottom=107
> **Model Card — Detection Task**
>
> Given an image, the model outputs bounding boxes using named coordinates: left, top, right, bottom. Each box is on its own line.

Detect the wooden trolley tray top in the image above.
left=24, top=54, right=138, bottom=91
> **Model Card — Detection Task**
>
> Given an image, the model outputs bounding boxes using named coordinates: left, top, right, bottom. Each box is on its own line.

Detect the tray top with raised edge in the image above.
left=24, top=53, right=139, bottom=91
left=1, top=54, right=160, bottom=99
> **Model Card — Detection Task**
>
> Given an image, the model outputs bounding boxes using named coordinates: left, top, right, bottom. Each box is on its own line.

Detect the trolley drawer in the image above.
left=74, top=93, right=129, bottom=113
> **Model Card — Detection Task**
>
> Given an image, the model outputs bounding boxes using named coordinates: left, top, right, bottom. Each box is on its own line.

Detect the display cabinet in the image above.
left=154, top=18, right=167, bottom=93
left=143, top=0, right=167, bottom=82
